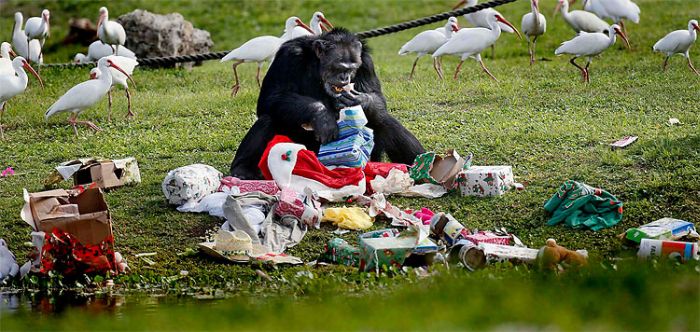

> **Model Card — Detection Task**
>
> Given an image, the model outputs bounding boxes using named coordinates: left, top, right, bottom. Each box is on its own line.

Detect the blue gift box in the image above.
left=319, top=106, right=375, bottom=168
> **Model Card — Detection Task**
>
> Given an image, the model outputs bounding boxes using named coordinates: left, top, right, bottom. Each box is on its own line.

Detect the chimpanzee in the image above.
left=230, top=28, right=425, bottom=179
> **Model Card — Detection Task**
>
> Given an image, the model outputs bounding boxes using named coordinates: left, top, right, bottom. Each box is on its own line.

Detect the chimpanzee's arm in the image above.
left=259, top=91, right=339, bottom=144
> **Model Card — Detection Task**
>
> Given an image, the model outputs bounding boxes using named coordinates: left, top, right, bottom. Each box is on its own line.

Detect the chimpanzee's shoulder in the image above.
left=276, top=36, right=316, bottom=58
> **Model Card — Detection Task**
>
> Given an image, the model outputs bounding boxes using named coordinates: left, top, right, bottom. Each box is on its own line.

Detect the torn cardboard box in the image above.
left=409, top=150, right=469, bottom=190
left=45, top=157, right=141, bottom=190
left=20, top=188, right=119, bottom=275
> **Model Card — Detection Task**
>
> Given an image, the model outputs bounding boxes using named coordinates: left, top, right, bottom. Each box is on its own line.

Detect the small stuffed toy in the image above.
left=537, top=238, right=588, bottom=271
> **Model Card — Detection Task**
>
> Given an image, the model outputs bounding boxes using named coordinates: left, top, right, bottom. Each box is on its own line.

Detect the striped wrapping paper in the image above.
left=319, top=106, right=375, bottom=168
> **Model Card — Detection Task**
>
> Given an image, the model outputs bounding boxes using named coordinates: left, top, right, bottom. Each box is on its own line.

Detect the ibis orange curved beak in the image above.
left=496, top=15, right=522, bottom=39
left=9, top=49, right=17, bottom=58
left=615, top=28, right=630, bottom=48
left=23, top=61, right=44, bottom=89
left=453, top=0, right=467, bottom=10
left=96, top=14, right=105, bottom=37
left=296, top=19, right=314, bottom=34
left=109, top=61, right=136, bottom=88
left=320, top=16, right=333, bottom=32
left=694, top=23, right=700, bottom=32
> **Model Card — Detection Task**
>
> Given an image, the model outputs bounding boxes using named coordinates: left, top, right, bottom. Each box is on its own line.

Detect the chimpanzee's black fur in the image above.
left=230, top=28, right=425, bottom=179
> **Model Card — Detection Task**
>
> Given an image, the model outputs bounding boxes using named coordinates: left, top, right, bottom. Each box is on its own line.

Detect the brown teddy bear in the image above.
left=537, top=238, right=588, bottom=271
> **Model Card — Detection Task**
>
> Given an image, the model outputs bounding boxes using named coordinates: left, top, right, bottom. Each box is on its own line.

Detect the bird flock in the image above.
left=399, top=0, right=698, bottom=82
left=0, top=2, right=698, bottom=138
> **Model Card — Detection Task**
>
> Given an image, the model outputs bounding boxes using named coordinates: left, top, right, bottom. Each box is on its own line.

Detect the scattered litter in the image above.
left=139, top=256, right=156, bottom=266
left=625, top=218, right=698, bottom=243
left=176, top=248, right=197, bottom=257
left=457, top=165, right=518, bottom=197
left=536, top=239, right=588, bottom=271
left=45, top=157, right=141, bottom=189
left=409, top=150, right=468, bottom=190
left=610, top=136, right=638, bottom=149
left=637, top=239, right=698, bottom=262
left=332, top=229, right=350, bottom=235
left=322, top=207, right=373, bottom=230
left=295, top=270, right=314, bottom=279
left=162, top=164, right=222, bottom=209
left=319, top=238, right=361, bottom=266
left=668, top=118, right=681, bottom=126
left=446, top=240, right=485, bottom=271
left=219, top=176, right=279, bottom=195
left=359, top=229, right=438, bottom=272
left=430, top=213, right=470, bottom=246
left=199, top=229, right=302, bottom=265
left=544, top=180, right=623, bottom=231
left=20, top=188, right=124, bottom=276
left=1, top=167, right=14, bottom=177
left=135, top=252, right=157, bottom=258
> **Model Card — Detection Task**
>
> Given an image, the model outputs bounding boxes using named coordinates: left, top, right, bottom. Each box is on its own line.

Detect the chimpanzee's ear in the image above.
left=313, top=39, right=329, bottom=58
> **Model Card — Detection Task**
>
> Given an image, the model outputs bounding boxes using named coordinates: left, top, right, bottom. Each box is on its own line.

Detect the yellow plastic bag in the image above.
left=322, top=207, right=373, bottom=230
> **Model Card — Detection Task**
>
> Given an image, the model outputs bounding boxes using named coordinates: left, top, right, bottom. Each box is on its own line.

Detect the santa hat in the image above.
left=258, top=136, right=366, bottom=202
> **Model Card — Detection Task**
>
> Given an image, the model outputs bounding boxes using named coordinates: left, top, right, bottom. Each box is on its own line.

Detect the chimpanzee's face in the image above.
left=313, top=39, right=363, bottom=97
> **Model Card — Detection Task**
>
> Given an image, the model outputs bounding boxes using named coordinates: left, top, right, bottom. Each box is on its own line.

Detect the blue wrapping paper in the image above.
left=319, top=106, right=375, bottom=168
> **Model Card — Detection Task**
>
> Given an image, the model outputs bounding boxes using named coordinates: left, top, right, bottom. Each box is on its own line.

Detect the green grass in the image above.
left=1, top=0, right=700, bottom=330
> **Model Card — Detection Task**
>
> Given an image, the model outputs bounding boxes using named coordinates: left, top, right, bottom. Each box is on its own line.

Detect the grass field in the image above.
left=0, top=0, right=699, bottom=330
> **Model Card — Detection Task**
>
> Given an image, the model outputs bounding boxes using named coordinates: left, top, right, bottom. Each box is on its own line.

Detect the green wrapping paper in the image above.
left=544, top=180, right=624, bottom=231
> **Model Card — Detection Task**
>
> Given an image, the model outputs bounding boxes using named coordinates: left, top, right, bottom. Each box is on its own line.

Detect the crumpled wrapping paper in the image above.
left=162, top=164, right=222, bottom=208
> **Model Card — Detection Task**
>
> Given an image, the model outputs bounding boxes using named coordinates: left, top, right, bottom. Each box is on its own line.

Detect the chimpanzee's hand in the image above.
left=335, top=89, right=370, bottom=110
left=313, top=110, right=339, bottom=144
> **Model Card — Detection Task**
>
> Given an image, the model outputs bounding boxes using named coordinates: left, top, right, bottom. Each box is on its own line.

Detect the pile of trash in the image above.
left=1, top=157, right=140, bottom=282
left=1, top=106, right=698, bottom=285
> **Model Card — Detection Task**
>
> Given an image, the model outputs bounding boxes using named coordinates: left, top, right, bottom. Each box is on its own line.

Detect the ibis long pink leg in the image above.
left=436, top=57, right=445, bottom=80
left=126, top=88, right=134, bottom=118
left=453, top=60, right=464, bottom=80
left=662, top=56, right=670, bottom=71
left=0, top=102, right=6, bottom=140
left=569, top=57, right=586, bottom=83
left=432, top=57, right=444, bottom=80
left=478, top=55, right=498, bottom=81
left=256, top=62, right=264, bottom=88
left=231, top=60, right=244, bottom=97
left=409, top=56, right=420, bottom=80
left=68, top=113, right=101, bottom=136
left=688, top=57, right=700, bottom=76
left=584, top=58, right=592, bottom=83
left=107, top=89, right=113, bottom=122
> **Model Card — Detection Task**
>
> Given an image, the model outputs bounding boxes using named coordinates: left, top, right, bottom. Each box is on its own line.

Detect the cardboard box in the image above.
left=457, top=166, right=514, bottom=197
left=409, top=150, right=467, bottom=189
left=626, top=218, right=698, bottom=243
left=359, top=229, right=438, bottom=272
left=45, top=157, right=141, bottom=190
left=21, top=188, right=113, bottom=246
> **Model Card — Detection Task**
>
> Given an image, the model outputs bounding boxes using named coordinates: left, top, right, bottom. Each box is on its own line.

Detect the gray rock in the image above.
left=116, top=9, right=213, bottom=68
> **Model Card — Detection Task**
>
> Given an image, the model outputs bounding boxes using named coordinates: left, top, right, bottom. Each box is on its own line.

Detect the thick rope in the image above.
left=42, top=0, right=519, bottom=68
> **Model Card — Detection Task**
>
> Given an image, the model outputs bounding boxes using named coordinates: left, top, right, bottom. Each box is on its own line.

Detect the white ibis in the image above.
left=0, top=239, right=19, bottom=281
left=555, top=0, right=609, bottom=34
left=555, top=24, right=629, bottom=83
left=97, top=7, right=126, bottom=53
left=89, top=55, right=139, bottom=120
left=24, top=9, right=50, bottom=64
left=74, top=40, right=136, bottom=64
left=433, top=13, right=522, bottom=81
left=653, top=20, right=700, bottom=75
left=221, top=17, right=313, bottom=96
left=45, top=57, right=135, bottom=135
left=453, top=0, right=515, bottom=57
left=521, top=0, right=546, bottom=65
left=291, top=12, right=333, bottom=38
left=583, top=0, right=640, bottom=34
left=0, top=42, right=18, bottom=76
left=0, top=57, right=43, bottom=139
left=398, top=17, right=460, bottom=79
left=13, top=13, right=44, bottom=64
